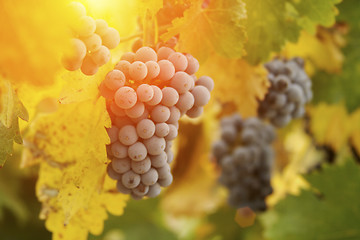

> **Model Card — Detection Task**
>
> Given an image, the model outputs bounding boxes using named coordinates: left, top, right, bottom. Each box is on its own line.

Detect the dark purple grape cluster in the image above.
left=212, top=114, right=275, bottom=211
left=258, top=57, right=313, bottom=127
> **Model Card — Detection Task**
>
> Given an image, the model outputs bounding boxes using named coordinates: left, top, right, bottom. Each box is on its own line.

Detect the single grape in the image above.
left=196, top=76, right=214, bottom=91
left=68, top=2, right=86, bottom=19
left=114, top=86, right=137, bottom=109
left=125, top=102, right=145, bottom=119
left=116, top=180, right=132, bottom=194
left=81, top=55, right=99, bottom=75
left=110, top=141, right=128, bottom=158
left=168, top=52, right=188, bottom=72
left=155, top=123, right=170, bottom=138
left=114, top=60, right=131, bottom=78
left=137, top=84, right=154, bottom=103
left=176, top=92, right=195, bottom=113
left=150, top=151, right=167, bottom=168
left=110, top=101, right=126, bottom=117
left=95, top=19, right=108, bottom=36
left=165, top=124, right=178, bottom=141
left=128, top=142, right=147, bottom=161
left=135, top=46, right=158, bottom=62
left=143, top=136, right=166, bottom=155
left=145, top=61, right=160, bottom=80
left=167, top=106, right=181, bottom=124
left=191, top=85, right=211, bottom=107
left=129, top=61, right=148, bottom=81
left=91, top=45, right=110, bottom=66
left=121, top=52, right=135, bottom=63
left=157, top=47, right=175, bottom=60
left=141, top=168, right=159, bottom=185
left=107, top=164, right=121, bottom=180
left=131, top=156, right=151, bottom=174
left=147, top=86, right=163, bottom=106
left=158, top=60, right=175, bottom=81
left=131, top=109, right=149, bottom=124
left=136, top=119, right=155, bottom=139
left=81, top=33, right=102, bottom=52
left=161, top=87, right=179, bottom=107
left=101, top=27, right=120, bottom=49
left=62, top=55, right=83, bottom=71
left=158, top=173, right=173, bottom=187
left=164, top=141, right=172, bottom=152
left=74, top=16, right=96, bottom=37
left=212, top=140, right=228, bottom=160
left=132, top=183, right=149, bottom=196
left=184, top=53, right=199, bottom=75
left=169, top=72, right=192, bottom=94
left=151, top=105, right=170, bottom=123
left=166, top=150, right=174, bottom=163
left=186, top=106, right=203, bottom=118
left=104, top=70, right=126, bottom=90
left=286, top=85, right=305, bottom=103
left=99, top=82, right=115, bottom=99
left=118, top=125, right=138, bottom=146
left=157, top=164, right=171, bottom=179
left=122, top=170, right=141, bottom=189
left=146, top=183, right=161, bottom=197
left=112, top=157, right=131, bottom=174
left=62, top=38, right=87, bottom=70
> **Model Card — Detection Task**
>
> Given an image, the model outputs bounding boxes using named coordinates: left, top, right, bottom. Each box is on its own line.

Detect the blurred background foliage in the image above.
left=1, top=0, right=360, bottom=239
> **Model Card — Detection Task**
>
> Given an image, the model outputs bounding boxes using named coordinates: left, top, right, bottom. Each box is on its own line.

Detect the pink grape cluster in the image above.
left=62, top=2, right=120, bottom=75
left=100, top=45, right=214, bottom=199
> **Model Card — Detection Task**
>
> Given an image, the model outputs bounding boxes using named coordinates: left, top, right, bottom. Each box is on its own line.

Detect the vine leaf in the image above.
left=161, top=0, right=247, bottom=62
left=22, top=99, right=128, bottom=240
left=307, top=103, right=349, bottom=151
left=293, top=0, right=342, bottom=34
left=198, top=56, right=269, bottom=117
left=311, top=0, right=360, bottom=112
left=261, top=161, right=360, bottom=240
left=0, top=79, right=28, bottom=167
left=244, top=0, right=342, bottom=65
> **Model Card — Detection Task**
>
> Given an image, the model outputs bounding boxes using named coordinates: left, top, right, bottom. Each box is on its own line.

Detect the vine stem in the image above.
left=120, top=24, right=172, bottom=43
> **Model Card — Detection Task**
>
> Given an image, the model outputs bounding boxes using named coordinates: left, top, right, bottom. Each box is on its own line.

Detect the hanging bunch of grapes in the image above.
left=212, top=114, right=276, bottom=211
left=62, top=2, right=120, bottom=75
left=100, top=40, right=214, bottom=199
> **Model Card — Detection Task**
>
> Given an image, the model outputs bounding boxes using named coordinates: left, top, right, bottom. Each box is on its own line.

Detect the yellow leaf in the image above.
left=307, top=103, right=350, bottom=151
left=161, top=109, right=224, bottom=217
left=0, top=0, right=72, bottom=86
left=22, top=99, right=128, bottom=240
left=198, top=56, right=269, bottom=117
left=161, top=0, right=247, bottom=62
left=283, top=27, right=346, bottom=75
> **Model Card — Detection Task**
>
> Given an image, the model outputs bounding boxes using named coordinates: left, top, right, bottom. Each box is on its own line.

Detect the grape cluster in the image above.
left=258, top=57, right=313, bottom=127
left=62, top=2, right=120, bottom=75
left=212, top=114, right=275, bottom=211
left=100, top=44, right=214, bottom=199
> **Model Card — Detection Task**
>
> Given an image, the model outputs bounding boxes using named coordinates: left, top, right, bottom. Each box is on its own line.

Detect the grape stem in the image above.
left=120, top=24, right=172, bottom=43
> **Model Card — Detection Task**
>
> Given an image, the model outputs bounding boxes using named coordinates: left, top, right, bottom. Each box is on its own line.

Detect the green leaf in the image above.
left=162, top=0, right=247, bottom=62
left=293, top=0, right=342, bottom=34
left=244, top=0, right=342, bottom=65
left=200, top=206, right=265, bottom=240
left=0, top=80, right=28, bottom=167
left=261, top=160, right=360, bottom=240
left=89, top=198, right=177, bottom=240
left=311, top=0, right=360, bottom=112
